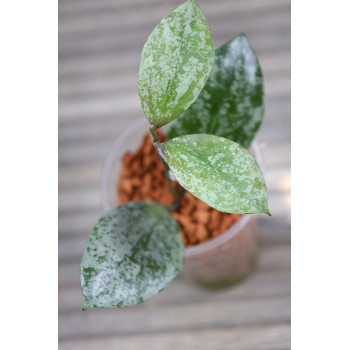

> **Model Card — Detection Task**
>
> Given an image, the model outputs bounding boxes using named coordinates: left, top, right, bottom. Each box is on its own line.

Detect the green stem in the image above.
left=149, top=126, right=182, bottom=210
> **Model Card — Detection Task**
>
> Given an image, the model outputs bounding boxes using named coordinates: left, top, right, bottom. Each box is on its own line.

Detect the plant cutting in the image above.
left=81, top=0, right=270, bottom=310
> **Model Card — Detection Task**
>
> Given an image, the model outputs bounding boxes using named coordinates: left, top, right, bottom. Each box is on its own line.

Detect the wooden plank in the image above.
left=59, top=0, right=290, bottom=36
left=59, top=324, right=290, bottom=350
left=57, top=93, right=290, bottom=133
left=58, top=243, right=290, bottom=288
left=58, top=186, right=100, bottom=214
left=57, top=139, right=290, bottom=191
left=59, top=24, right=289, bottom=59
left=58, top=208, right=102, bottom=238
left=57, top=94, right=290, bottom=133
left=58, top=0, right=178, bottom=15
left=57, top=191, right=289, bottom=220
left=58, top=200, right=290, bottom=239
left=261, top=144, right=291, bottom=168
left=59, top=50, right=290, bottom=98
left=58, top=151, right=289, bottom=191
left=58, top=76, right=289, bottom=122
left=59, top=11, right=290, bottom=57
left=59, top=267, right=290, bottom=313
left=57, top=194, right=290, bottom=238
left=58, top=201, right=290, bottom=242
left=57, top=172, right=289, bottom=217
left=58, top=91, right=141, bottom=122
left=58, top=123, right=290, bottom=168
left=58, top=294, right=290, bottom=341
left=59, top=0, right=289, bottom=17
left=59, top=32, right=290, bottom=76
left=58, top=162, right=102, bottom=188
left=58, top=213, right=290, bottom=262
left=59, top=185, right=290, bottom=223
left=57, top=117, right=290, bottom=153
left=57, top=81, right=289, bottom=125
left=257, top=217, right=291, bottom=245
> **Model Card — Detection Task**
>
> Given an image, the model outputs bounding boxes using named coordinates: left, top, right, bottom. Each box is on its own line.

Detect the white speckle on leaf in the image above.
left=138, top=0, right=214, bottom=126
left=164, top=134, right=269, bottom=214
left=168, top=34, right=264, bottom=149
left=80, top=202, right=184, bottom=309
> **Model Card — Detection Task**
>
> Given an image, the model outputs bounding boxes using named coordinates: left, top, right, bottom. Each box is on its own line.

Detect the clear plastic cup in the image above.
left=101, top=118, right=264, bottom=287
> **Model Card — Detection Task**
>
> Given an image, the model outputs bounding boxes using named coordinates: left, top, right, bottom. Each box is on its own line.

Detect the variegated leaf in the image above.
left=164, top=134, right=270, bottom=214
left=168, top=34, right=264, bottom=148
left=80, top=201, right=184, bottom=309
left=138, top=0, right=214, bottom=127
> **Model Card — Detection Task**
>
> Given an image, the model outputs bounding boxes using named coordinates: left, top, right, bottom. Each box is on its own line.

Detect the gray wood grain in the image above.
left=59, top=323, right=290, bottom=350
left=59, top=324, right=290, bottom=350
left=58, top=0, right=290, bottom=347
left=59, top=269, right=290, bottom=314
left=58, top=244, right=290, bottom=289
left=58, top=215, right=291, bottom=263
left=59, top=296, right=290, bottom=341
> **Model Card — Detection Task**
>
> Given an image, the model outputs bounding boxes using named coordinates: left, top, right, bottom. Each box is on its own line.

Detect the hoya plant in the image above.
left=81, top=0, right=270, bottom=310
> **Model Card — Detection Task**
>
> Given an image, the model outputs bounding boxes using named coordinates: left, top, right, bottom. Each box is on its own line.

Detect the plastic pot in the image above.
left=101, top=118, right=264, bottom=287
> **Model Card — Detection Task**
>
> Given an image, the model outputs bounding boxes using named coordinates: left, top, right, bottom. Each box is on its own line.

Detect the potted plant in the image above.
left=81, top=0, right=270, bottom=310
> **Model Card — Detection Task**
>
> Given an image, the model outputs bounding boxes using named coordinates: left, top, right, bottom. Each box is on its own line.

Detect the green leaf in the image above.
left=80, top=201, right=184, bottom=309
left=138, top=0, right=214, bottom=127
left=168, top=34, right=264, bottom=148
left=164, top=134, right=270, bottom=215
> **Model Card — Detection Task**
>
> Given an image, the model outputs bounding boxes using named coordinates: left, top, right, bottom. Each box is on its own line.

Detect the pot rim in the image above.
left=101, top=118, right=264, bottom=257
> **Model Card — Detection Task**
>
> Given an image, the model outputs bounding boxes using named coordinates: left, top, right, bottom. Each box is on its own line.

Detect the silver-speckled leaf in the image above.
left=164, top=134, right=270, bottom=214
left=138, top=0, right=214, bottom=127
left=80, top=201, right=184, bottom=309
left=168, top=34, right=264, bottom=148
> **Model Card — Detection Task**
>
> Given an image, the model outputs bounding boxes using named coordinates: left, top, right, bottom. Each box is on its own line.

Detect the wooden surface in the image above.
left=58, top=0, right=291, bottom=348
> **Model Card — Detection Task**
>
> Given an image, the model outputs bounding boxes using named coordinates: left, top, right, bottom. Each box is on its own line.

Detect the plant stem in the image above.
left=149, top=126, right=182, bottom=210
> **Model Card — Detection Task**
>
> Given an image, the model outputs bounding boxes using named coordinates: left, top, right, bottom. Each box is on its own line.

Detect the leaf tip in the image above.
left=82, top=303, right=91, bottom=311
left=82, top=300, right=100, bottom=310
left=237, top=32, right=247, bottom=39
left=259, top=196, right=271, bottom=216
left=261, top=202, right=271, bottom=216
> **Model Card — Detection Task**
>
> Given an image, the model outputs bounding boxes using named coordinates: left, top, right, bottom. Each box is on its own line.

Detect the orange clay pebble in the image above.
left=196, top=200, right=211, bottom=211
left=231, top=213, right=241, bottom=223
left=160, top=187, right=174, bottom=207
left=140, top=183, right=150, bottom=198
left=120, top=179, right=133, bottom=195
left=119, top=193, right=129, bottom=205
left=130, top=159, right=141, bottom=175
left=220, top=214, right=234, bottom=231
left=143, top=173, right=152, bottom=189
left=179, top=197, right=190, bottom=210
left=173, top=212, right=191, bottom=228
left=186, top=223, right=199, bottom=244
left=196, top=224, right=208, bottom=241
left=120, top=167, right=130, bottom=179
left=209, top=210, right=221, bottom=231
left=132, top=192, right=142, bottom=201
left=143, top=155, right=154, bottom=168
left=194, top=209, right=210, bottom=225
left=180, top=230, right=188, bottom=245
left=211, top=229, right=222, bottom=238
left=130, top=177, right=141, bottom=188
left=186, top=193, right=197, bottom=206
left=179, top=204, right=192, bottom=216
left=122, top=152, right=132, bottom=166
